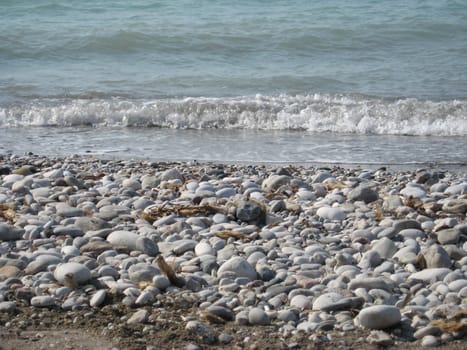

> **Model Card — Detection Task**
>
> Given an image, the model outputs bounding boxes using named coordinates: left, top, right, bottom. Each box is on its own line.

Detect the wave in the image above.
left=1, top=94, right=466, bottom=136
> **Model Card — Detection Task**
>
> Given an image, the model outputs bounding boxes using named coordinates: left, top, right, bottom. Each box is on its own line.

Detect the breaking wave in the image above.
left=1, top=94, right=466, bottom=136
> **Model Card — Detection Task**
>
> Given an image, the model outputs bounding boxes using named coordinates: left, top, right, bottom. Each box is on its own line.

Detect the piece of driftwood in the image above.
left=155, top=255, right=185, bottom=288
left=431, top=309, right=467, bottom=332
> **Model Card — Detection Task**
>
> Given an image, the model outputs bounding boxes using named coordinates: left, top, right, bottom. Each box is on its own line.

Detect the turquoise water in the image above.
left=1, top=0, right=466, bottom=164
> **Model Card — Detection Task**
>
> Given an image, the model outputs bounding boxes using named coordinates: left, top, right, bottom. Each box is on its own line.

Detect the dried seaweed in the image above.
left=431, top=309, right=467, bottom=332
left=142, top=204, right=224, bottom=223
left=0, top=204, right=16, bottom=223
left=155, top=255, right=185, bottom=288
left=215, top=230, right=250, bottom=241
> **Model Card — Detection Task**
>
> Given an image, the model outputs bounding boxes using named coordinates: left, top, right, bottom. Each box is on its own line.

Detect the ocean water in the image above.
left=1, top=0, right=466, bottom=165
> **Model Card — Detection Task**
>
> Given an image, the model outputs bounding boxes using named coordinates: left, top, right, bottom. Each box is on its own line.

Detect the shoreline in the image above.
left=0, top=153, right=466, bottom=349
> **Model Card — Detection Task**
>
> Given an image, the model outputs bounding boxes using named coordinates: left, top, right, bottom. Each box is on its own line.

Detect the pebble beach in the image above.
left=0, top=153, right=466, bottom=349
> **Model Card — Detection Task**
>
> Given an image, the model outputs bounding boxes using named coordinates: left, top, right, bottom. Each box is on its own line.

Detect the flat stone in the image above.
left=80, top=240, right=114, bottom=255
left=74, top=217, right=111, bottom=232
left=30, top=296, right=56, bottom=308
left=25, top=254, right=62, bottom=274
left=128, top=263, right=159, bottom=282
left=393, top=219, right=421, bottom=233
left=127, top=309, right=149, bottom=324
left=56, top=203, right=84, bottom=217
left=436, top=228, right=460, bottom=245
left=421, top=335, right=440, bottom=347
left=409, top=268, right=452, bottom=282
left=0, top=265, right=21, bottom=279
left=357, top=305, right=401, bottom=329
left=348, top=277, right=394, bottom=292
left=206, top=305, right=235, bottom=321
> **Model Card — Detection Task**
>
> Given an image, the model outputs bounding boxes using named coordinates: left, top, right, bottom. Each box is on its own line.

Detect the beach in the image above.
left=0, top=153, right=466, bottom=349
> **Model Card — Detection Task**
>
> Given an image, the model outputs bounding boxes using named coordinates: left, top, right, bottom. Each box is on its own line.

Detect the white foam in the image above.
left=1, top=94, right=466, bottom=136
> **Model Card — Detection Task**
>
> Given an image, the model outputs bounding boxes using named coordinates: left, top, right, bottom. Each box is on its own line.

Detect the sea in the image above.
left=1, top=0, right=466, bottom=168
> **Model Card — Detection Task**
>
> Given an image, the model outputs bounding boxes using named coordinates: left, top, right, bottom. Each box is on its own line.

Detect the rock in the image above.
left=25, top=254, right=62, bottom=274
left=409, top=268, right=452, bottom=282
left=357, top=305, right=401, bottom=329
left=74, top=217, right=111, bottom=232
left=56, top=203, right=84, bottom=217
left=90, top=290, right=107, bottom=308
left=262, top=175, right=290, bottom=191
left=0, top=224, right=24, bottom=241
left=248, top=308, right=271, bottom=325
left=236, top=201, right=264, bottom=222
left=217, top=257, right=257, bottom=281
left=53, top=262, right=92, bottom=286
left=393, top=219, right=421, bottom=233
left=422, top=244, right=451, bottom=268
left=312, top=292, right=343, bottom=311
left=349, top=185, right=379, bottom=203
left=195, top=242, right=216, bottom=256
left=316, top=207, right=346, bottom=221
left=0, top=265, right=21, bottom=279
left=290, top=294, right=312, bottom=310
left=127, top=309, right=149, bottom=324
left=206, top=305, right=235, bottom=322
left=128, top=263, right=159, bottom=282
left=0, top=301, right=16, bottom=313
left=348, top=277, right=394, bottom=292
left=107, top=230, right=158, bottom=256
left=366, top=330, right=394, bottom=347
left=421, top=335, right=440, bottom=347
left=400, top=183, right=427, bottom=198
left=161, top=168, right=184, bottom=182
left=153, top=275, right=171, bottom=290
left=436, top=228, right=460, bottom=245
left=80, top=240, right=114, bottom=255
left=30, top=296, right=56, bottom=308
left=135, top=237, right=159, bottom=256
left=372, top=237, right=397, bottom=259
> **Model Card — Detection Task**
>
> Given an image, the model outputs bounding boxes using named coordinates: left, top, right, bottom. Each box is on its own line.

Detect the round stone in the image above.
left=357, top=305, right=401, bottom=329
left=217, top=257, right=257, bottom=281
left=54, top=262, right=91, bottom=285
left=248, top=307, right=271, bottom=325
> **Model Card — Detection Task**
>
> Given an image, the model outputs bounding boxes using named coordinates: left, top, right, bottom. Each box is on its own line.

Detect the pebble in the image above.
left=248, top=308, right=271, bottom=325
left=0, top=155, right=465, bottom=349
left=357, top=305, right=401, bottom=329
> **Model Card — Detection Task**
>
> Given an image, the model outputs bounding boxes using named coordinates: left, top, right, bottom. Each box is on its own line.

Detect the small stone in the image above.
left=312, top=292, right=343, bottom=311
left=290, top=294, right=312, bottom=310
left=409, top=268, right=452, bottom=282
left=422, top=244, right=451, bottom=268
left=248, top=308, right=271, bottom=325
left=127, top=309, right=149, bottom=324
left=357, top=305, right=401, bottom=329
left=316, top=207, right=346, bottom=221
left=218, top=333, right=233, bottom=344
left=206, top=305, right=235, bottom=322
left=436, top=228, right=460, bottom=245
left=421, top=335, right=440, bottom=347
left=90, top=290, right=107, bottom=308
left=349, top=185, right=379, bottom=203
left=236, top=201, right=263, bottom=222
left=366, top=330, right=393, bottom=347
left=393, top=219, right=421, bottom=233
left=262, top=175, right=290, bottom=191
left=54, top=262, right=91, bottom=286
left=0, top=301, right=16, bottom=313
left=0, top=224, right=24, bottom=241
left=217, top=257, right=257, bottom=281
left=30, top=296, right=56, bottom=308
left=400, top=183, right=426, bottom=198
